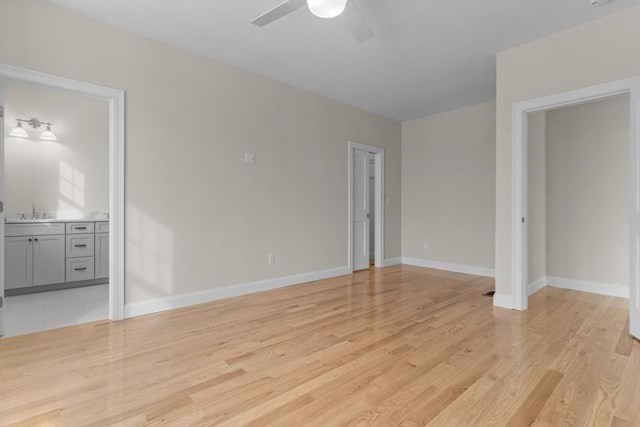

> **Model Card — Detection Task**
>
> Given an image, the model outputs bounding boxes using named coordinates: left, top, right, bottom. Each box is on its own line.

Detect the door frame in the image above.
left=509, top=76, right=640, bottom=338
left=348, top=141, right=384, bottom=272
left=0, top=64, right=125, bottom=321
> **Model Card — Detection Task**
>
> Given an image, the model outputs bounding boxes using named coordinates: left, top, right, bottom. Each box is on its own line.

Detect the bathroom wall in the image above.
left=3, top=80, right=109, bottom=217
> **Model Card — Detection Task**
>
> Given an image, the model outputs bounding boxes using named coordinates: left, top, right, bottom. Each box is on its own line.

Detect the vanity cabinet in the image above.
left=5, top=220, right=109, bottom=292
left=5, top=234, right=65, bottom=289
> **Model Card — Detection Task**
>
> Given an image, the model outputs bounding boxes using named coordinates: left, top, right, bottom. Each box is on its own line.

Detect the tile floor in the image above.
left=1, top=284, right=108, bottom=338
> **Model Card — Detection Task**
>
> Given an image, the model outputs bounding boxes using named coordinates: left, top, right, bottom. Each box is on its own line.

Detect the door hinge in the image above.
left=522, top=217, right=525, bottom=224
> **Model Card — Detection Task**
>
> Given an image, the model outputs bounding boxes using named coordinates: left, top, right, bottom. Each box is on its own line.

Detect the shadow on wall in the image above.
left=58, top=159, right=85, bottom=218
left=126, top=204, right=175, bottom=304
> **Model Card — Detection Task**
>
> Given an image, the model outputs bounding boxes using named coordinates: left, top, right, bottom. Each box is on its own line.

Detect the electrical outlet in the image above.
left=245, top=152, right=256, bottom=164
left=268, top=253, right=275, bottom=264
left=423, top=242, right=429, bottom=250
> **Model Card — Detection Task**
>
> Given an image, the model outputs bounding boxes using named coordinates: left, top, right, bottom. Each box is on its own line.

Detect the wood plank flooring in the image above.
left=1, top=265, right=638, bottom=426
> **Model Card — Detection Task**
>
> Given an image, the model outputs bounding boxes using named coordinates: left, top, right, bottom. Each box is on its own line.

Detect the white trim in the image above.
left=509, top=75, right=640, bottom=339
left=493, top=293, right=514, bottom=309
left=527, top=277, right=547, bottom=296
left=348, top=141, right=385, bottom=271
left=401, top=257, right=495, bottom=278
left=546, top=276, right=629, bottom=298
left=383, top=257, right=402, bottom=267
left=0, top=64, right=126, bottom=321
left=125, top=266, right=350, bottom=318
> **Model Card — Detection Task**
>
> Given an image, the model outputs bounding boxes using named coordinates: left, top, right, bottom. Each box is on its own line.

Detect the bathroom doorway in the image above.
left=0, top=65, right=125, bottom=337
left=1, top=80, right=109, bottom=336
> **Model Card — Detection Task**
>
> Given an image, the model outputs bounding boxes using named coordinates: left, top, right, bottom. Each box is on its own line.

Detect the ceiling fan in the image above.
left=251, top=0, right=373, bottom=43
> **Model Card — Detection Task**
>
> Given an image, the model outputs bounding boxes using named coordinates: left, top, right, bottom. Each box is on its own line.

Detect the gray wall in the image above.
left=401, top=101, right=496, bottom=269
left=527, top=111, right=546, bottom=284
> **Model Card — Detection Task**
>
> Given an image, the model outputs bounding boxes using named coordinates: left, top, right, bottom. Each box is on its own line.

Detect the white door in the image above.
left=632, top=242, right=640, bottom=339
left=353, top=149, right=370, bottom=271
left=0, top=91, right=5, bottom=336
left=33, top=235, right=65, bottom=286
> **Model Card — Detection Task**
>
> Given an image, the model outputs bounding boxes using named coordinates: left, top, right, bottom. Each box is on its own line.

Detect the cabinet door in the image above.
left=95, top=233, right=109, bottom=279
left=5, top=237, right=33, bottom=289
left=33, top=235, right=66, bottom=286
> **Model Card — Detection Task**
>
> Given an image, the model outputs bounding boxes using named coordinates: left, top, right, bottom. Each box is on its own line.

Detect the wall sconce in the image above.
left=10, top=118, right=58, bottom=141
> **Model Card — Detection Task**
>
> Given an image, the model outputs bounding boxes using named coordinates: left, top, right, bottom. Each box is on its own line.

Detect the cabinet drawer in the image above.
left=66, top=222, right=94, bottom=234
left=95, top=221, right=109, bottom=234
left=66, top=257, right=95, bottom=282
left=5, top=222, right=65, bottom=237
left=66, top=234, right=95, bottom=258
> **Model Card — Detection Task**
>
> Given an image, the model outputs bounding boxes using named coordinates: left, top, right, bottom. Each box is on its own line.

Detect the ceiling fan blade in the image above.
left=251, top=0, right=307, bottom=27
left=343, top=1, right=373, bottom=43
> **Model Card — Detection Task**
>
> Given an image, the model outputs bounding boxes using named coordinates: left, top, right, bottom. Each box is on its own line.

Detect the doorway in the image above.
left=510, top=76, right=640, bottom=339
left=348, top=141, right=384, bottom=272
left=526, top=95, right=630, bottom=300
left=0, top=64, right=125, bottom=337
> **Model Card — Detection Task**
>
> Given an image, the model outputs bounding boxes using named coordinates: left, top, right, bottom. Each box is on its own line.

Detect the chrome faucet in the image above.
left=32, top=204, right=37, bottom=220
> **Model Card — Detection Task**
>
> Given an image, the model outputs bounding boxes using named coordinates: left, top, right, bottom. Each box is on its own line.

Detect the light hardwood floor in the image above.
left=0, top=265, right=638, bottom=426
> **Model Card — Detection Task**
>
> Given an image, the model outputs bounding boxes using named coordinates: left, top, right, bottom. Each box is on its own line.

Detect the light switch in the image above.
left=245, top=153, right=256, bottom=164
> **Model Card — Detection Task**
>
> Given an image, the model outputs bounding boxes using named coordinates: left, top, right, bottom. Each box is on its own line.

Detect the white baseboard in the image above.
left=493, top=275, right=629, bottom=310
left=546, top=276, right=629, bottom=298
left=401, top=257, right=495, bottom=278
left=493, top=293, right=514, bottom=309
left=125, top=266, right=350, bottom=318
left=383, top=257, right=402, bottom=267
left=527, top=277, right=548, bottom=296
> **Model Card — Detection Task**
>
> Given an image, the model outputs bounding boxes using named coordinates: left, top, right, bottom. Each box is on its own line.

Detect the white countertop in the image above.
left=5, top=218, right=109, bottom=224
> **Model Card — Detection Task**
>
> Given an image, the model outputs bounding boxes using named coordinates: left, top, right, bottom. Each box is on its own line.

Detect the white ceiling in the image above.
left=45, top=0, right=639, bottom=121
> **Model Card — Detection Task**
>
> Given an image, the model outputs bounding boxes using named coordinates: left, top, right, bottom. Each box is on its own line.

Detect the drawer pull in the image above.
left=74, top=267, right=87, bottom=271
left=74, top=244, right=87, bottom=247
left=74, top=226, right=88, bottom=230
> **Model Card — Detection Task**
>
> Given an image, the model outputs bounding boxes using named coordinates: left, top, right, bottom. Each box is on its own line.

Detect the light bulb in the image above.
left=307, top=0, right=348, bottom=18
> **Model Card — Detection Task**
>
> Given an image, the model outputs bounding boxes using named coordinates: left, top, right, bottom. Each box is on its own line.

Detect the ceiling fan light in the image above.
left=307, top=0, right=347, bottom=19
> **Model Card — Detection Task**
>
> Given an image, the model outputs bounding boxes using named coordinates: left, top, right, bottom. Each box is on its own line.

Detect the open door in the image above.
left=352, top=148, right=370, bottom=271
left=0, top=84, right=5, bottom=337
left=631, top=88, right=640, bottom=340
